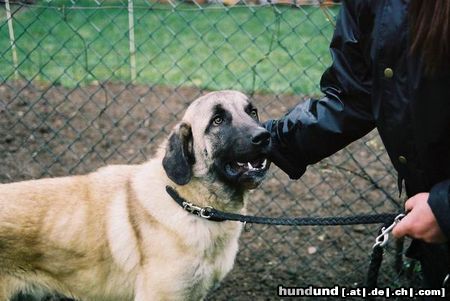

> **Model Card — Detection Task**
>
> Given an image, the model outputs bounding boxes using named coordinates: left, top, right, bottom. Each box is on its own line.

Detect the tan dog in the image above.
left=0, top=91, right=271, bottom=301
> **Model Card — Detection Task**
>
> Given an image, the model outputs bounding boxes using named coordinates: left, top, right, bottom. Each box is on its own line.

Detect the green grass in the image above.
left=0, top=1, right=337, bottom=94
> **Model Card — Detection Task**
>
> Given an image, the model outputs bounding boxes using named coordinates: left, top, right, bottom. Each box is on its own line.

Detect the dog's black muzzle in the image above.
left=214, top=126, right=272, bottom=189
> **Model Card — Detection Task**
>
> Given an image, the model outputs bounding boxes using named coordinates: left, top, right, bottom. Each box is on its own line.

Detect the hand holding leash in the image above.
left=392, top=192, right=447, bottom=244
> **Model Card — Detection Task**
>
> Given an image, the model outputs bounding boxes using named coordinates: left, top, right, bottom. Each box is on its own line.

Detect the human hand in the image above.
left=262, top=119, right=305, bottom=180
left=392, top=192, right=447, bottom=243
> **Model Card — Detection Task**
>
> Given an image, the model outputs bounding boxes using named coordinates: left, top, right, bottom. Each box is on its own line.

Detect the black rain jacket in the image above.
left=265, top=0, right=450, bottom=276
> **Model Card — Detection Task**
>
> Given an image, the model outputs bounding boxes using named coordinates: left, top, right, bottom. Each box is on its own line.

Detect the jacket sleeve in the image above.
left=265, top=0, right=376, bottom=179
left=428, top=179, right=450, bottom=238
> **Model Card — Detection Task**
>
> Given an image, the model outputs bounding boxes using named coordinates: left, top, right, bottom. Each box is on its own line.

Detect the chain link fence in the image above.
left=1, top=1, right=419, bottom=300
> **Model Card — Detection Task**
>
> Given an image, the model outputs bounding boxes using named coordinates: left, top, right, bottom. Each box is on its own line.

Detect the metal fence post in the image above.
left=5, top=0, right=19, bottom=80
left=128, top=0, right=137, bottom=84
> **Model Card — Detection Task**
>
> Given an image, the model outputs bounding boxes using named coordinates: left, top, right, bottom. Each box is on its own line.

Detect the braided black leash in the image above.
left=208, top=210, right=398, bottom=226
left=166, top=185, right=400, bottom=289
left=166, top=185, right=399, bottom=226
left=366, top=231, right=386, bottom=295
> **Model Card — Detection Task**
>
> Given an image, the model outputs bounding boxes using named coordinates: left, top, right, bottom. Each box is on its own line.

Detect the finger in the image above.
left=392, top=214, right=414, bottom=238
left=404, top=195, right=419, bottom=212
left=404, top=201, right=413, bottom=212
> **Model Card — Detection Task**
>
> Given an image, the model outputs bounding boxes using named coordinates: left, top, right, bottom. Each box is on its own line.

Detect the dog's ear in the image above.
left=163, top=122, right=195, bottom=185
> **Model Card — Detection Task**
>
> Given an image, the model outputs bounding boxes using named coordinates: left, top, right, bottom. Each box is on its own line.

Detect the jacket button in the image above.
left=398, top=155, right=407, bottom=164
left=384, top=68, right=394, bottom=78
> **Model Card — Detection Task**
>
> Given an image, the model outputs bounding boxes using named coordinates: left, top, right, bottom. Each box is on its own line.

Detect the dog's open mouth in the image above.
left=225, top=157, right=269, bottom=176
left=222, top=155, right=270, bottom=189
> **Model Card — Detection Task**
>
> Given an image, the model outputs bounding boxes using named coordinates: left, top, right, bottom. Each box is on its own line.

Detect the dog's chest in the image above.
left=150, top=221, right=242, bottom=300
left=195, top=224, right=242, bottom=289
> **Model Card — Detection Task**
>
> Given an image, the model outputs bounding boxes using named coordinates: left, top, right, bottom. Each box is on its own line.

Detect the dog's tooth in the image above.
left=247, top=162, right=253, bottom=170
left=261, top=159, right=267, bottom=169
left=237, top=162, right=245, bottom=167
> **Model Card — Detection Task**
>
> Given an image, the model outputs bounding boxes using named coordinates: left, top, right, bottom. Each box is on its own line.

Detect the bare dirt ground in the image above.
left=1, top=81, right=420, bottom=300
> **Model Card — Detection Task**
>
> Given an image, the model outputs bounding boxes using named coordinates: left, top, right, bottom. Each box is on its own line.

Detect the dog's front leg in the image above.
left=133, top=273, right=152, bottom=301
left=134, top=271, right=185, bottom=301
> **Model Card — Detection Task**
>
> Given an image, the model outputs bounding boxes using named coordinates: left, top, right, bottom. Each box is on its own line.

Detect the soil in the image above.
left=0, top=81, right=419, bottom=300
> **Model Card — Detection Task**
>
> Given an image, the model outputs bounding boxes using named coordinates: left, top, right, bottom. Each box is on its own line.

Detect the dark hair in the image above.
left=409, top=0, right=450, bottom=75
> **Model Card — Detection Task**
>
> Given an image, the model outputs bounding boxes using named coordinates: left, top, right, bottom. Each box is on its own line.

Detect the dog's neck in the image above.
left=170, top=178, right=245, bottom=213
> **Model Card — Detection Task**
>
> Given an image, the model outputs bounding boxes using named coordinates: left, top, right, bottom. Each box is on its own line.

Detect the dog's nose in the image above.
left=251, top=129, right=271, bottom=147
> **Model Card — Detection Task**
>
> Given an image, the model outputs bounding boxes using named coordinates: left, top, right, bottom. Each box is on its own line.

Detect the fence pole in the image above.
left=5, top=0, right=19, bottom=80
left=128, top=0, right=137, bottom=84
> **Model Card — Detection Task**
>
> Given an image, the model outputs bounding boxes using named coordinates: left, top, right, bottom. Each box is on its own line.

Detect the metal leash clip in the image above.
left=373, top=213, right=406, bottom=249
left=182, top=202, right=212, bottom=219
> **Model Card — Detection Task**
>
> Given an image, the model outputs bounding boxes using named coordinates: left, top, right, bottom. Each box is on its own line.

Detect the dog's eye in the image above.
left=250, top=109, right=258, bottom=119
left=213, top=116, right=223, bottom=126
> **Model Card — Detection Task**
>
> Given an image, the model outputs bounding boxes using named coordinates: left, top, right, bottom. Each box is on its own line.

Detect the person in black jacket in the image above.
left=264, top=0, right=450, bottom=293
